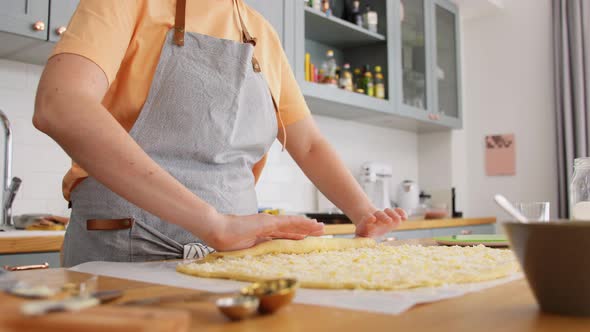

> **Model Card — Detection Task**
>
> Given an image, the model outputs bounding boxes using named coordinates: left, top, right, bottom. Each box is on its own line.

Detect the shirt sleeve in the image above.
left=50, top=0, right=139, bottom=85
left=277, top=47, right=311, bottom=126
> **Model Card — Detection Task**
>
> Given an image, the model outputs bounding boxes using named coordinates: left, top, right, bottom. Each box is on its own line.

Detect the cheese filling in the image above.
left=178, top=244, right=519, bottom=290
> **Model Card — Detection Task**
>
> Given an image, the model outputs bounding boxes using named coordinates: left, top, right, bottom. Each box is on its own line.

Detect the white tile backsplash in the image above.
left=0, top=58, right=419, bottom=219
left=0, top=59, right=71, bottom=218
left=256, top=115, right=419, bottom=213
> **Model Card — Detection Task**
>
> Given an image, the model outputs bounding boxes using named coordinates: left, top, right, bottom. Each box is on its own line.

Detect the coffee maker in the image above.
left=360, top=162, right=393, bottom=210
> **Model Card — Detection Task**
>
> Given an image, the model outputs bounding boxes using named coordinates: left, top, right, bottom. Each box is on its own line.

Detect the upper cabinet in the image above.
left=433, top=0, right=461, bottom=122
left=48, top=0, right=79, bottom=42
left=0, top=0, right=78, bottom=64
left=0, top=0, right=49, bottom=40
left=287, top=0, right=462, bottom=132
left=400, top=0, right=429, bottom=112
left=0, top=0, right=462, bottom=132
left=244, top=0, right=284, bottom=42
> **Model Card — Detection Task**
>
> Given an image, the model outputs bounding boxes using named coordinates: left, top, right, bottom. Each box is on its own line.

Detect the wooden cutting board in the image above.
left=0, top=293, right=191, bottom=332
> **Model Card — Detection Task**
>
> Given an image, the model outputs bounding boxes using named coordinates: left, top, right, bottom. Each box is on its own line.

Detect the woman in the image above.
left=34, top=0, right=407, bottom=267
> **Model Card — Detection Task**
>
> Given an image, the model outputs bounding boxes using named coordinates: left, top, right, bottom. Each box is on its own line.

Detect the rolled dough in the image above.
left=177, top=237, right=519, bottom=290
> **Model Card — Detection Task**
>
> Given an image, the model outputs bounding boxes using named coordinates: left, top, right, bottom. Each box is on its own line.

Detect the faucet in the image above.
left=0, top=110, right=21, bottom=230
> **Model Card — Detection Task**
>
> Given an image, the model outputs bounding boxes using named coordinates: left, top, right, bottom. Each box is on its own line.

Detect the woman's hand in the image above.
left=354, top=208, right=407, bottom=238
left=203, top=213, right=325, bottom=252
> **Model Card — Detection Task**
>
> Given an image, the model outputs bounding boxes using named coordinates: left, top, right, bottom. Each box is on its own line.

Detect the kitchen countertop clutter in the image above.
left=0, top=218, right=495, bottom=255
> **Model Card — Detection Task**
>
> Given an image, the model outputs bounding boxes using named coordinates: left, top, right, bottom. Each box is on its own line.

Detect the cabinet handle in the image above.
left=460, top=229, right=472, bottom=235
left=4, top=262, right=49, bottom=271
left=56, top=26, right=67, bottom=35
left=32, top=21, right=46, bottom=31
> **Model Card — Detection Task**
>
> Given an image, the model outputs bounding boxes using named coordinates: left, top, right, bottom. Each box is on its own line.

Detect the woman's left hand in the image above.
left=354, top=208, right=407, bottom=238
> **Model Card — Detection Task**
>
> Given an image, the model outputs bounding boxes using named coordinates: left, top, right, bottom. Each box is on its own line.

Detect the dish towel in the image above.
left=183, top=243, right=215, bottom=259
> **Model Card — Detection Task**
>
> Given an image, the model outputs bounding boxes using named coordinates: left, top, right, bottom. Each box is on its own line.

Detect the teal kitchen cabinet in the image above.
left=245, top=0, right=284, bottom=42
left=430, top=0, right=462, bottom=128
left=287, top=0, right=462, bottom=132
left=48, top=0, right=79, bottom=42
left=0, top=0, right=79, bottom=64
left=0, top=0, right=49, bottom=40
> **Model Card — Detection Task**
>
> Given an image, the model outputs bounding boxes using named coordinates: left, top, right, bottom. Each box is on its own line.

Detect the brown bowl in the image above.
left=503, top=221, right=590, bottom=316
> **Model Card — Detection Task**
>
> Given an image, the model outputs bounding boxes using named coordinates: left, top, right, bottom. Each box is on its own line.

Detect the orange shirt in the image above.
left=51, top=0, right=310, bottom=200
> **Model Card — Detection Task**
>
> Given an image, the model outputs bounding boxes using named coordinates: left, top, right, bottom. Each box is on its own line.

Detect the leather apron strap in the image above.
left=174, top=0, right=186, bottom=46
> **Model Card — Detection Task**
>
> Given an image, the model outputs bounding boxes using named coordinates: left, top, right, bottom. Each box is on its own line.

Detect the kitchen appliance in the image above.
left=360, top=162, right=392, bottom=210
left=397, top=180, right=420, bottom=215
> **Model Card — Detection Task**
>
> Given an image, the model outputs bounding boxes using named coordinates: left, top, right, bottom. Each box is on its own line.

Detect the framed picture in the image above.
left=485, top=134, right=515, bottom=176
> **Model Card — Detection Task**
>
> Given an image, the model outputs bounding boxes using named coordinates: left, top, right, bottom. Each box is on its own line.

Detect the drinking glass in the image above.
left=516, top=202, right=550, bottom=222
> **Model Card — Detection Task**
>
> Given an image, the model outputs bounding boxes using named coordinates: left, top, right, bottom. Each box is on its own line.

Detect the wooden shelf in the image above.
left=301, top=81, right=457, bottom=132
left=304, top=7, right=386, bottom=48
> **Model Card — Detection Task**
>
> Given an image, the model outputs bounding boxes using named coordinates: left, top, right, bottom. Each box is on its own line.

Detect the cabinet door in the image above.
left=244, top=0, right=284, bottom=42
left=48, top=0, right=79, bottom=42
left=0, top=0, right=49, bottom=40
left=433, top=0, right=461, bottom=119
left=399, top=0, right=429, bottom=112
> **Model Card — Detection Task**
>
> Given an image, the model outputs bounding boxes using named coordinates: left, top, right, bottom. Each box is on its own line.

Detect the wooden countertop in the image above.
left=1, top=268, right=589, bottom=331
left=324, top=217, right=496, bottom=235
left=0, top=233, right=64, bottom=254
left=0, top=218, right=495, bottom=254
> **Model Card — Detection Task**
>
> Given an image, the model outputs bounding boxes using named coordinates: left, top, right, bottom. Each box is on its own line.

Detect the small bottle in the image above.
left=311, top=0, right=321, bottom=11
left=318, top=69, right=325, bottom=83
left=339, top=63, right=354, bottom=91
left=321, top=50, right=338, bottom=86
left=374, top=65, right=385, bottom=99
left=350, top=0, right=363, bottom=26
left=321, top=0, right=332, bottom=16
left=363, top=5, right=378, bottom=33
left=363, top=65, right=374, bottom=97
left=353, top=68, right=362, bottom=91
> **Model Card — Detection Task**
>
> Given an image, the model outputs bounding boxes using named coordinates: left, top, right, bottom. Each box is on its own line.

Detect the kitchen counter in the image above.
left=1, top=268, right=588, bottom=331
left=0, top=231, right=65, bottom=254
left=0, top=218, right=495, bottom=254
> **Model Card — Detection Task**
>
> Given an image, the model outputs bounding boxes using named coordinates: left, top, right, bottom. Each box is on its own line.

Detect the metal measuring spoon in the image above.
left=121, top=278, right=299, bottom=320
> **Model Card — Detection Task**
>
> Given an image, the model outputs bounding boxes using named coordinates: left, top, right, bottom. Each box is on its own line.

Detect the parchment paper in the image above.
left=70, top=261, right=522, bottom=315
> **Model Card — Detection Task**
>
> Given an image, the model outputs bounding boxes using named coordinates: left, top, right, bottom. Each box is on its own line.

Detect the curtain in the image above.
left=553, top=0, right=590, bottom=218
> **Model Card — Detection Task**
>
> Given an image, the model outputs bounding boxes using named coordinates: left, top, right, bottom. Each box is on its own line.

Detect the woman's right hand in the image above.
left=202, top=213, right=325, bottom=252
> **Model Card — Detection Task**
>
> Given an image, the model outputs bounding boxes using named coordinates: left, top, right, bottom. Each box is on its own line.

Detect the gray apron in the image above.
left=62, top=0, right=278, bottom=267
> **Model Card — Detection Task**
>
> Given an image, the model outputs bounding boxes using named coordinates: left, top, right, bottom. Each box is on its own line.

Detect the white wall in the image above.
left=0, top=59, right=71, bottom=217
left=257, top=116, right=419, bottom=212
left=459, top=0, right=557, bottom=221
left=0, top=58, right=419, bottom=218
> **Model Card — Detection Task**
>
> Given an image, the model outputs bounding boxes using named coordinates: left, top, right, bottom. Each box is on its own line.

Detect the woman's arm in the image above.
left=282, top=117, right=407, bottom=237
left=34, top=54, right=323, bottom=251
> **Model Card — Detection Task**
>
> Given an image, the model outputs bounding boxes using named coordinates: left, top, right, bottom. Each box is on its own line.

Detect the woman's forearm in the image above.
left=290, top=136, right=375, bottom=224
left=284, top=118, right=375, bottom=223
left=34, top=55, right=220, bottom=243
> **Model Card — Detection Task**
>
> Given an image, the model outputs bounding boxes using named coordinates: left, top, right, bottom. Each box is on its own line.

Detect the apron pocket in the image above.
left=130, top=218, right=184, bottom=261
left=63, top=209, right=133, bottom=267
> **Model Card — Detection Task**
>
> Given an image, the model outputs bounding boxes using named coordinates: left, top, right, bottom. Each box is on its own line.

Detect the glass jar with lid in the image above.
left=570, top=157, right=590, bottom=220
